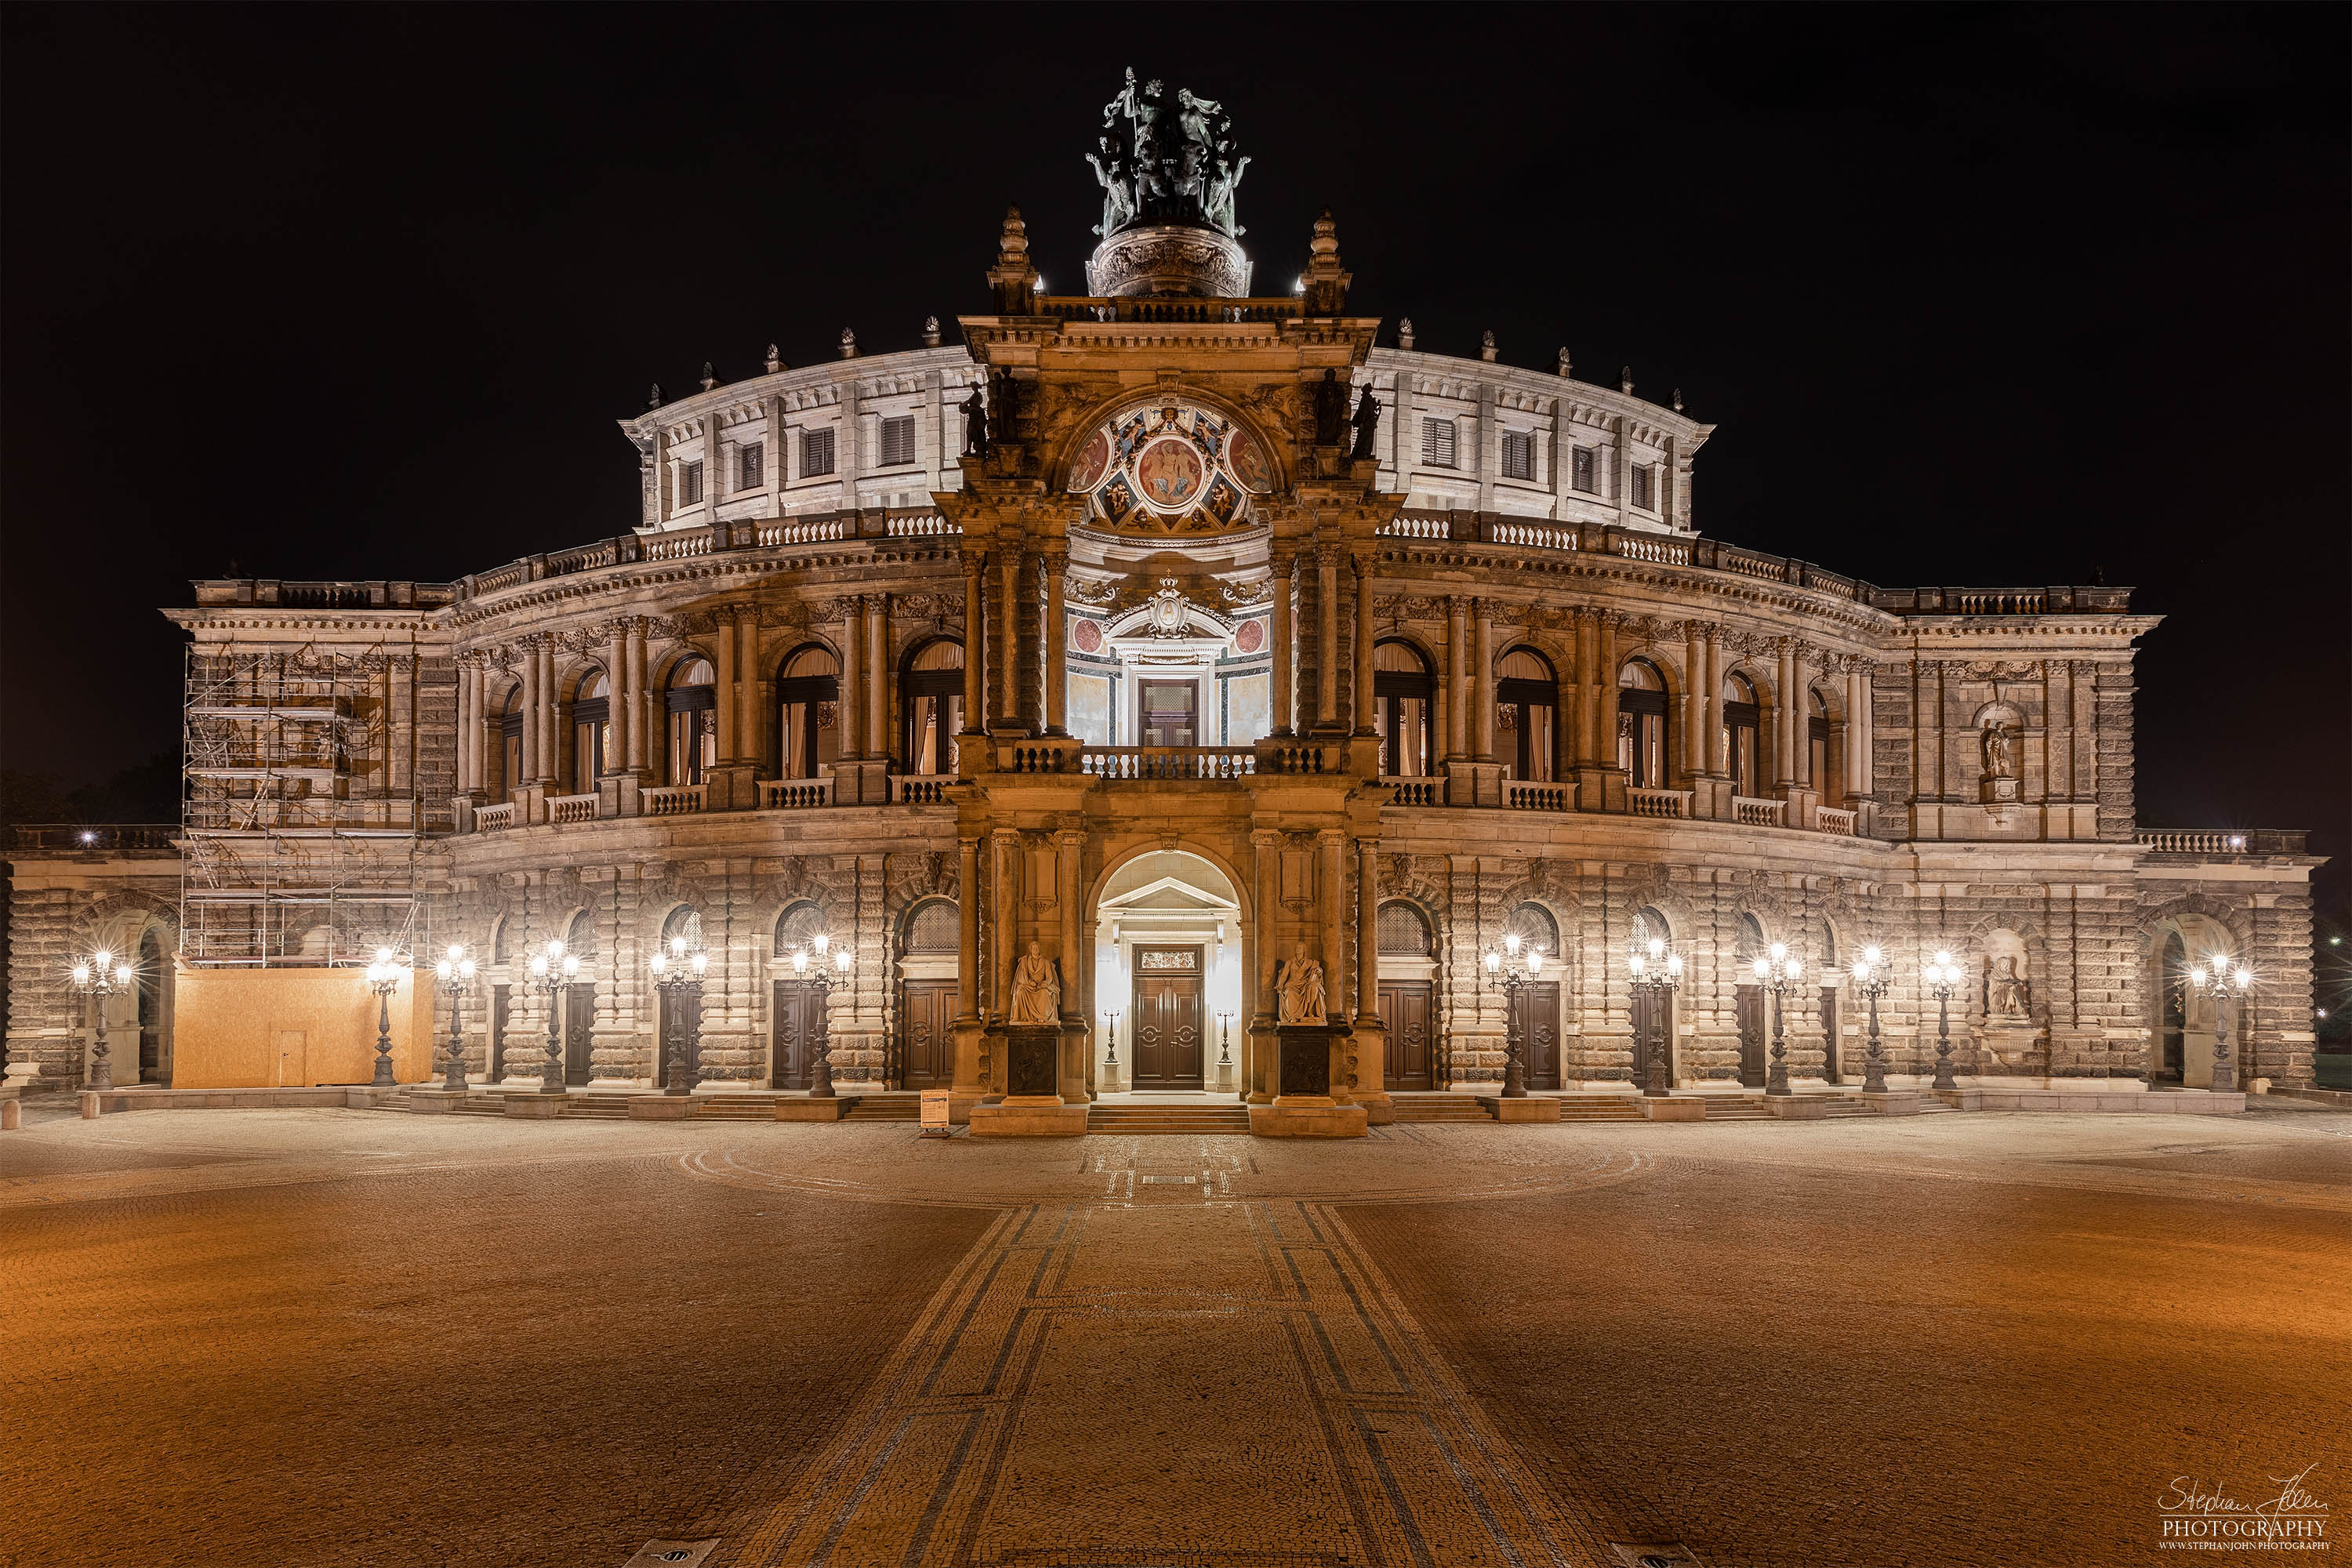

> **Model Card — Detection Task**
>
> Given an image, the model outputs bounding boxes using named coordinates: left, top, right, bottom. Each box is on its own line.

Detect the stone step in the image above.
left=557, top=1098, right=631, bottom=1119
left=1392, top=1094, right=1493, bottom=1123
left=1087, top=1106, right=1253, bottom=1135
left=844, top=1094, right=921, bottom=1120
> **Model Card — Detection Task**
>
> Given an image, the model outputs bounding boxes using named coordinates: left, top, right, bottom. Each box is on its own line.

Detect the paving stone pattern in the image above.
left=2, top=1105, right=2347, bottom=1566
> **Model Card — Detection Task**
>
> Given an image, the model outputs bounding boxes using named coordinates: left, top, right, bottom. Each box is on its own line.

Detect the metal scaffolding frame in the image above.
left=180, top=641, right=430, bottom=966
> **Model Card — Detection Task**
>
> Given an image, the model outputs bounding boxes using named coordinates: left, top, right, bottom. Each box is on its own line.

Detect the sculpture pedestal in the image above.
left=971, top=1026, right=1086, bottom=1136
left=1254, top=1024, right=1365, bottom=1137
left=1476, top=1094, right=1560, bottom=1123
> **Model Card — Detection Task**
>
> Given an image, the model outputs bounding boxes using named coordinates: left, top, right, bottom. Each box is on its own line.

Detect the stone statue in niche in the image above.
left=962, top=384, right=989, bottom=456
left=1349, top=387, right=1381, bottom=460
left=1277, top=941, right=1327, bottom=1025
left=1312, top=369, right=1347, bottom=446
left=1979, top=717, right=2021, bottom=803
left=1986, top=955, right=2030, bottom=1019
left=1009, top=941, right=1062, bottom=1024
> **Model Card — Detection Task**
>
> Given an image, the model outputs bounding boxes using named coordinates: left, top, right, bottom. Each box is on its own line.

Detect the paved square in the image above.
left=2, top=1103, right=2345, bottom=1566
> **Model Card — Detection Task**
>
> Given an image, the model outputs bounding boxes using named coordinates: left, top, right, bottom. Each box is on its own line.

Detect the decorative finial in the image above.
left=839, top=328, right=858, bottom=360
left=1479, top=329, right=1498, bottom=364
left=1300, top=208, right=1352, bottom=314
left=922, top=316, right=941, bottom=348
left=648, top=383, right=662, bottom=410
left=1397, top=317, right=1415, bottom=350
left=699, top=361, right=717, bottom=392
left=764, top=343, right=783, bottom=374
left=1619, top=365, right=1634, bottom=394
left=988, top=205, right=1040, bottom=311
left=1671, top=387, right=1685, bottom=413
left=1557, top=347, right=1572, bottom=379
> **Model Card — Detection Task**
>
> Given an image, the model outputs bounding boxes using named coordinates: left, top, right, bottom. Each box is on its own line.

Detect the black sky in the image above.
left=3, top=5, right=2345, bottom=915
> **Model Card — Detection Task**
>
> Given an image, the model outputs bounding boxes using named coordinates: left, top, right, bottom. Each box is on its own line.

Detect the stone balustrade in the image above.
left=760, top=778, right=834, bottom=810
left=1381, top=776, right=1443, bottom=807
left=642, top=784, right=706, bottom=817
left=547, top=793, right=600, bottom=825
left=1628, top=787, right=1693, bottom=819
left=1733, top=796, right=1787, bottom=828
left=1814, top=805, right=1857, bottom=836
left=1503, top=779, right=1572, bottom=812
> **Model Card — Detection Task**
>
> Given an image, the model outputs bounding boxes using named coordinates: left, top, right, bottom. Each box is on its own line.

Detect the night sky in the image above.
left=3, top=6, right=2344, bottom=919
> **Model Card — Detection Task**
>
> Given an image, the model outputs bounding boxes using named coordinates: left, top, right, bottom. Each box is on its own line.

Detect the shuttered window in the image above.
left=1570, top=445, right=1597, bottom=494
left=1501, top=430, right=1534, bottom=481
left=800, top=427, right=836, bottom=477
left=1630, top=463, right=1653, bottom=510
left=880, top=414, right=916, bottom=467
left=1421, top=417, right=1457, bottom=469
left=679, top=460, right=703, bottom=505
left=738, top=442, right=764, bottom=492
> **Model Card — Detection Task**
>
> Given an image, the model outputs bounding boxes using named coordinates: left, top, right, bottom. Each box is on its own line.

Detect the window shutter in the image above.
left=739, top=443, right=763, bottom=492
left=681, top=460, right=703, bottom=505
left=801, top=427, right=836, bottom=477
left=1421, top=418, right=1457, bottom=469
left=881, top=416, right=916, bottom=467
left=1502, top=430, right=1532, bottom=481
left=1571, top=445, right=1595, bottom=494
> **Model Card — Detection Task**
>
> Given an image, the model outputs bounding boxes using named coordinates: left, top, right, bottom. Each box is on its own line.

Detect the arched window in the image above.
left=1506, top=901, right=1559, bottom=958
left=1616, top=658, right=1668, bottom=788
left=774, top=899, right=827, bottom=956
left=1632, top=906, right=1671, bottom=950
left=666, top=658, right=717, bottom=785
left=904, top=898, right=959, bottom=954
left=491, top=916, right=511, bottom=965
left=564, top=909, right=597, bottom=962
left=499, top=685, right=524, bottom=801
left=1374, top=641, right=1433, bottom=778
left=571, top=669, right=610, bottom=796
left=1496, top=647, right=1558, bottom=782
left=1376, top=900, right=1433, bottom=955
left=774, top=646, right=840, bottom=781
left=662, top=905, right=704, bottom=950
left=900, top=640, right=965, bottom=775
left=1808, top=687, right=1835, bottom=803
left=1722, top=672, right=1761, bottom=798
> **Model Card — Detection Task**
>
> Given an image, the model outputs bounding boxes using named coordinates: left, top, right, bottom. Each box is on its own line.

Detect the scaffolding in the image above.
left=180, top=642, right=431, bottom=966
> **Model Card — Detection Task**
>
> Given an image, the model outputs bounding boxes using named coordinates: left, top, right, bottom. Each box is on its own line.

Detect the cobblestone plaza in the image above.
left=4, top=1103, right=2345, bottom=1566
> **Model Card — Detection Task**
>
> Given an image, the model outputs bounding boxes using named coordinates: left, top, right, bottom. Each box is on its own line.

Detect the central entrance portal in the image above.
left=1131, top=946, right=1205, bottom=1090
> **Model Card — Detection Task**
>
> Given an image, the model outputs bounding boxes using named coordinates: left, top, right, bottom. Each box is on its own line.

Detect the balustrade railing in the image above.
left=641, top=527, right=713, bottom=562
left=1610, top=533, right=1693, bottom=566
left=1813, top=805, right=1857, bottom=836
left=1504, top=779, right=1572, bottom=812
left=1733, top=796, right=1787, bottom=828
left=1080, top=747, right=1258, bottom=780
left=889, top=775, right=951, bottom=804
left=474, top=802, right=517, bottom=831
left=644, top=784, right=706, bottom=817
left=6, top=824, right=181, bottom=854
left=886, top=510, right=957, bottom=537
left=757, top=516, right=846, bottom=546
left=1490, top=520, right=1577, bottom=551
left=548, top=793, right=600, bottom=824
left=1628, top=787, right=1693, bottom=819
left=1380, top=776, right=1443, bottom=807
left=2135, top=829, right=2251, bottom=855
left=760, top=778, right=834, bottom=810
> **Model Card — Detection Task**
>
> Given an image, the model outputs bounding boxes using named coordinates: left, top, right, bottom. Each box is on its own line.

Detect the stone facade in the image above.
left=2, top=203, right=2324, bottom=1102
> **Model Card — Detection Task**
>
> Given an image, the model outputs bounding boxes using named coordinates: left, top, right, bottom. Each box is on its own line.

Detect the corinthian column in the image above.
left=1472, top=600, right=1495, bottom=760
left=866, top=594, right=888, bottom=761
left=961, top=552, right=986, bottom=737
left=1352, top=554, right=1376, bottom=735
left=1270, top=553, right=1295, bottom=735
left=606, top=623, right=630, bottom=774
left=625, top=619, right=649, bottom=774
left=1316, top=545, right=1340, bottom=728
left=839, top=597, right=864, bottom=758
left=1446, top=597, right=1468, bottom=758
left=517, top=643, right=540, bottom=785
left=1356, top=837, right=1380, bottom=1022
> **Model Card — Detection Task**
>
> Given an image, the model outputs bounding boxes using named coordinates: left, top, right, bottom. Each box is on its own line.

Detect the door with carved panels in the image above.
left=1379, top=980, right=1433, bottom=1091
left=1131, top=946, right=1204, bottom=1090
left=1511, top=982, right=1560, bottom=1091
left=899, top=979, right=956, bottom=1088
left=564, top=985, right=596, bottom=1086
left=1818, top=988, right=1841, bottom=1084
left=772, top=978, right=823, bottom=1091
left=659, top=985, right=702, bottom=1083
left=1737, top=985, right=1766, bottom=1087
left=1630, top=984, right=1668, bottom=1087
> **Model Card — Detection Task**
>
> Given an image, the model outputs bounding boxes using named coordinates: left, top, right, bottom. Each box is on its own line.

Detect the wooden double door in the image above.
left=564, top=985, right=595, bottom=1086
left=1131, top=947, right=1204, bottom=1090
left=1737, top=985, right=1767, bottom=1087
left=899, top=979, right=955, bottom=1088
left=658, top=985, right=702, bottom=1083
left=1630, top=985, right=1669, bottom=1087
left=1379, top=980, right=1434, bottom=1091
left=771, top=979, right=825, bottom=1091
left=1510, top=982, right=1561, bottom=1091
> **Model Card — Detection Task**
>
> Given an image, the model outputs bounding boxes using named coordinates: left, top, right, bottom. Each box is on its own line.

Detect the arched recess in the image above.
left=1503, top=900, right=1564, bottom=1091
left=1373, top=640, right=1435, bottom=779
left=1808, top=683, right=1842, bottom=806
left=71, top=896, right=178, bottom=1088
left=1089, top=848, right=1244, bottom=1096
left=557, top=909, right=598, bottom=1086
left=1629, top=903, right=1678, bottom=1089
left=895, top=896, right=961, bottom=1091
left=2140, top=904, right=2245, bottom=1088
left=774, top=644, right=840, bottom=782
left=1732, top=911, right=1770, bottom=1087
left=655, top=904, right=706, bottom=1084
left=497, top=682, right=525, bottom=802
left=1051, top=383, right=1291, bottom=503
left=1617, top=656, right=1670, bottom=789
left=769, top=898, right=830, bottom=1091
left=564, top=666, right=611, bottom=796
left=666, top=656, right=717, bottom=785
left=899, top=638, right=965, bottom=775
left=1374, top=899, right=1438, bottom=1091
left=1496, top=646, right=1559, bottom=782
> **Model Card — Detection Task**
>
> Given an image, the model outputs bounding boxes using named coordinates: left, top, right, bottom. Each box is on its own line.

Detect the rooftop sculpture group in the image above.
left=1087, top=67, right=1248, bottom=240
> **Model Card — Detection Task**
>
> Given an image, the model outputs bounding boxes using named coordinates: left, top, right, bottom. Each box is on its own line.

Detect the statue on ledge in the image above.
left=1313, top=369, right=1347, bottom=447
left=1349, top=387, right=1381, bottom=460
left=1276, top=942, right=1327, bottom=1026
left=962, top=383, right=989, bottom=456
left=1980, top=719, right=2016, bottom=781
left=1010, top=941, right=1062, bottom=1025
left=1987, top=955, right=2030, bottom=1019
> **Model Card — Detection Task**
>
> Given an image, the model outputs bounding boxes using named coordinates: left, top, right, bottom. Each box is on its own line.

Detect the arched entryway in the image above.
left=1504, top=902, right=1563, bottom=1090
left=1090, top=850, right=1245, bottom=1094
left=1375, top=901, right=1436, bottom=1090
left=1733, top=913, right=1769, bottom=1087
left=1629, top=906, right=1675, bottom=1088
left=895, top=898, right=959, bottom=1088
left=658, top=906, right=703, bottom=1084
left=2145, top=913, right=2238, bottom=1087
left=771, top=900, right=828, bottom=1090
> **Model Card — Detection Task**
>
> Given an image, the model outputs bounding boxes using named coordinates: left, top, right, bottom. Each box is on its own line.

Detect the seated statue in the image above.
left=1276, top=941, right=1327, bottom=1025
left=1010, top=941, right=1061, bottom=1025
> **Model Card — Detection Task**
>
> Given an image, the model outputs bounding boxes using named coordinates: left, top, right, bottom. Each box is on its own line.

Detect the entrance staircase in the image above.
left=1087, top=1100, right=1252, bottom=1135
left=844, top=1092, right=921, bottom=1121
left=1392, top=1093, right=1494, bottom=1123
left=1554, top=1093, right=1646, bottom=1123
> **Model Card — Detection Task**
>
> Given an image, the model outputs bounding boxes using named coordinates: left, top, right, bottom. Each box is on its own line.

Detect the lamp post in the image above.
left=1216, top=1010, right=1234, bottom=1098
left=1922, top=949, right=1962, bottom=1092
left=1482, top=933, right=1546, bottom=1098
left=1749, top=942, right=1804, bottom=1097
left=791, top=931, right=852, bottom=1098
left=1102, top=1009, right=1122, bottom=1089
left=648, top=935, right=708, bottom=1095
left=365, top=946, right=408, bottom=1088
left=527, top=938, right=586, bottom=1094
left=1627, top=937, right=1683, bottom=1097
left=69, top=949, right=133, bottom=1091
left=434, top=944, right=477, bottom=1092
left=2187, top=955, right=2252, bottom=1094
left=1850, top=945, right=1891, bottom=1094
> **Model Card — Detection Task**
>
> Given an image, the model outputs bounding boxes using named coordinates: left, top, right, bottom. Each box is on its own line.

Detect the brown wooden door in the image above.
left=1131, top=957, right=1205, bottom=1090
left=1818, top=988, right=1841, bottom=1084
left=1379, top=980, right=1433, bottom=1091
left=899, top=979, right=956, bottom=1088
left=1737, top=985, right=1766, bottom=1087
left=1512, top=981, right=1560, bottom=1091
left=1631, top=985, right=1668, bottom=1087
left=659, top=986, right=702, bottom=1083
left=488, top=985, right=510, bottom=1080
left=564, top=985, right=596, bottom=1085
left=772, top=979, right=822, bottom=1091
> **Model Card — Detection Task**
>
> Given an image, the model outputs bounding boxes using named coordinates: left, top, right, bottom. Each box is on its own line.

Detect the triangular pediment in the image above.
left=1099, top=874, right=1238, bottom=916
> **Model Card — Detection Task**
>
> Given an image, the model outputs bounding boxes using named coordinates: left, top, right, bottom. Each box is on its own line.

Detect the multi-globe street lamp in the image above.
left=1922, top=949, right=1963, bottom=1091
left=1102, top=1008, right=1123, bottom=1091
left=648, top=934, right=708, bottom=1095
left=1626, top=937, right=1683, bottom=1097
left=1750, top=942, right=1804, bottom=1096
left=527, top=938, right=587, bottom=1094
left=789, top=931, right=851, bottom=1098
left=2187, top=954, right=2252, bottom=1093
left=1216, top=1010, right=1235, bottom=1096
left=1482, top=932, right=1547, bottom=1098
left=365, top=946, right=408, bottom=1088
left=434, top=944, right=477, bottom=1092
left=69, top=949, right=133, bottom=1091
left=1849, top=944, right=1892, bottom=1094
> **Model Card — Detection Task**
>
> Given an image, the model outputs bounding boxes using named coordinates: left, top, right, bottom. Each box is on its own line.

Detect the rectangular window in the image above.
left=1631, top=463, right=1654, bottom=510
left=738, top=442, right=764, bottom=492
left=1570, top=445, right=1597, bottom=493
left=1421, top=417, right=1457, bottom=469
left=1501, top=430, right=1534, bottom=481
left=679, top=460, right=704, bottom=505
left=880, top=415, right=916, bottom=467
left=800, top=427, right=836, bottom=477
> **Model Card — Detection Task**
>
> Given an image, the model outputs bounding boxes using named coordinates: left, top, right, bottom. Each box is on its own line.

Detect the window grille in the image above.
left=1630, top=463, right=1653, bottom=510
left=679, top=460, right=703, bottom=505
left=800, top=427, right=836, bottom=477
left=1421, top=417, right=1457, bottom=469
left=1501, top=430, right=1534, bottom=481
left=738, top=442, right=764, bottom=492
left=1505, top=902, right=1559, bottom=956
left=1570, top=445, right=1597, bottom=493
left=906, top=900, right=959, bottom=953
left=880, top=415, right=916, bottom=467
left=1377, top=902, right=1432, bottom=955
